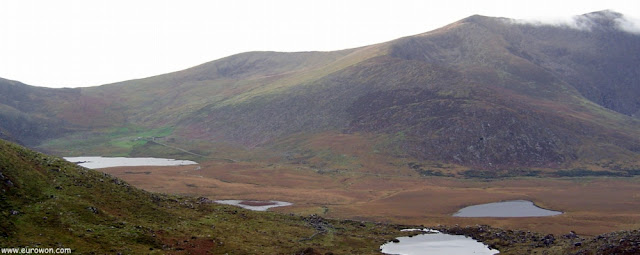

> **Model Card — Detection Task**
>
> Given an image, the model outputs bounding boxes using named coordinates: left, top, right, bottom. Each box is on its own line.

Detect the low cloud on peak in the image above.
left=509, top=10, right=640, bottom=34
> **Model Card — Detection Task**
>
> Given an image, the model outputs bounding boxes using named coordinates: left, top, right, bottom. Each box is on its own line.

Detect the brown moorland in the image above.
left=99, top=160, right=640, bottom=237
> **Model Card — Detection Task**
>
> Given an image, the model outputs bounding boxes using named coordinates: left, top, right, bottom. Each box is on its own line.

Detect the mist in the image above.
left=510, top=10, right=640, bottom=34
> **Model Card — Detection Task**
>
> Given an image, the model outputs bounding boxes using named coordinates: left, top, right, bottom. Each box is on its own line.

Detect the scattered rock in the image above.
left=196, top=197, right=212, bottom=204
left=542, top=234, right=555, bottom=246
left=86, top=206, right=99, bottom=214
left=300, top=214, right=333, bottom=241
left=564, top=231, right=579, bottom=239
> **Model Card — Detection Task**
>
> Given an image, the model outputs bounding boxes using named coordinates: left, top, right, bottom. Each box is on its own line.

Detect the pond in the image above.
left=381, top=229, right=499, bottom=255
left=453, top=200, right=562, bottom=217
left=64, top=156, right=197, bottom=169
left=214, top=200, right=293, bottom=211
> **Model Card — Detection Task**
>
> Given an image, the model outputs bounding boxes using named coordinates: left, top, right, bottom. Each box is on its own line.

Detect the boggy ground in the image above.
left=99, top=160, right=640, bottom=237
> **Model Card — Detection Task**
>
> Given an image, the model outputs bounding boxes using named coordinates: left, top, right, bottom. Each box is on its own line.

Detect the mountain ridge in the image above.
left=1, top=10, right=639, bottom=171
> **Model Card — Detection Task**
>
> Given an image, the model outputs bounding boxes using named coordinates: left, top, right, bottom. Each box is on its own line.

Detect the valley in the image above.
left=98, top=159, right=640, bottom=236
left=2, top=9, right=640, bottom=254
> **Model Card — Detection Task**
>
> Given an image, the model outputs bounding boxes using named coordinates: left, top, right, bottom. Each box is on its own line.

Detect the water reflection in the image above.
left=381, top=229, right=499, bottom=255
left=64, top=156, right=197, bottom=169
left=453, top=200, right=562, bottom=217
left=214, top=200, right=292, bottom=211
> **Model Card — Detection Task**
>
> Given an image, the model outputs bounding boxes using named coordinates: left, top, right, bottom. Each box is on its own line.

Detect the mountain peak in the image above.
left=459, top=14, right=511, bottom=27
left=583, top=9, right=624, bottom=19
left=2, top=11, right=640, bottom=171
left=574, top=10, right=625, bottom=30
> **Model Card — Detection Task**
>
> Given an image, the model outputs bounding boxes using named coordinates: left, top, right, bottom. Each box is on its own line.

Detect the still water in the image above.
left=214, top=200, right=293, bottom=211
left=64, top=156, right=197, bottom=169
left=381, top=229, right=499, bottom=255
left=453, top=200, right=562, bottom=217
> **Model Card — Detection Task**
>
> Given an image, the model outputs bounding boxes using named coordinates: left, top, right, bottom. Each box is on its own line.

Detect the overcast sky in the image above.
left=1, top=0, right=639, bottom=88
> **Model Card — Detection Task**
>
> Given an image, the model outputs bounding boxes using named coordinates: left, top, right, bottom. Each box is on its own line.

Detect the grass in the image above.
left=0, top=139, right=405, bottom=254
left=4, top=136, right=640, bottom=254
left=37, top=125, right=174, bottom=157
left=98, top=156, right=640, bottom=237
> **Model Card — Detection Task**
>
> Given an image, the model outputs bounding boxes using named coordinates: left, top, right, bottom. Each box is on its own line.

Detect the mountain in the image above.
left=0, top=78, right=76, bottom=145
left=1, top=10, right=639, bottom=171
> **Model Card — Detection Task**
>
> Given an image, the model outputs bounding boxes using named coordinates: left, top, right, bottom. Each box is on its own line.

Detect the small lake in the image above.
left=64, top=156, right=197, bottom=169
left=381, top=229, right=499, bottom=255
left=453, top=200, right=562, bottom=217
left=214, top=200, right=293, bottom=211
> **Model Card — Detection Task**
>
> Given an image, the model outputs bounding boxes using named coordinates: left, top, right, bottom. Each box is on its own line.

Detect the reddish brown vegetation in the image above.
left=102, top=161, right=640, bottom=236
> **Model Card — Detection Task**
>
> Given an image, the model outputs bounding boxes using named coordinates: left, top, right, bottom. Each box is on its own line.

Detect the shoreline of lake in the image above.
left=214, top=200, right=293, bottom=211
left=381, top=229, right=499, bottom=255
left=64, top=156, right=198, bottom=169
left=453, top=200, right=563, bottom=217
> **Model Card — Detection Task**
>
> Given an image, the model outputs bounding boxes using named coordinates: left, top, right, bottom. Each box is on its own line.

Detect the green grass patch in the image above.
left=37, top=126, right=174, bottom=157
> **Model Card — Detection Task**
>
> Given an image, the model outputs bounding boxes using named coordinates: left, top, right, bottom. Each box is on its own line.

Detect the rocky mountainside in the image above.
left=1, top=10, right=639, bottom=170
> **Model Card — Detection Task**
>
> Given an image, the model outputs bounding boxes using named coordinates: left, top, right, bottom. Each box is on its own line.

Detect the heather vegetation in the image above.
left=1, top=10, right=640, bottom=254
left=0, top=139, right=404, bottom=254
left=3, top=139, right=640, bottom=254
left=1, top=12, right=638, bottom=172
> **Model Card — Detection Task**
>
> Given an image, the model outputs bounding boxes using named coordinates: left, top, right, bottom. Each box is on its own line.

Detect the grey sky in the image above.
left=1, top=0, right=638, bottom=88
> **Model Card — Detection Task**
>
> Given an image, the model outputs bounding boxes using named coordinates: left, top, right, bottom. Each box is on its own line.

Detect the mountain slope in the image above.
left=0, top=138, right=405, bottom=254
left=171, top=11, right=640, bottom=169
left=0, top=79, right=74, bottom=145
left=2, top=10, right=639, bottom=170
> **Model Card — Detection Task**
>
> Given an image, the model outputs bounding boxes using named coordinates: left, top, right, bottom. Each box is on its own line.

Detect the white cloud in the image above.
left=510, top=10, right=640, bottom=34
left=615, top=15, right=640, bottom=34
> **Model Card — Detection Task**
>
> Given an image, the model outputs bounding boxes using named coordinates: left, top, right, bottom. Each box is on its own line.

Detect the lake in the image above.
left=381, top=229, right=499, bottom=255
left=453, top=200, right=562, bottom=217
left=214, top=200, right=293, bottom=211
left=64, top=156, right=198, bottom=169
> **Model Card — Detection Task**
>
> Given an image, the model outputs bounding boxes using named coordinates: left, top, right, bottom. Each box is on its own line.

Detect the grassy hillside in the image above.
left=0, top=138, right=406, bottom=254
left=3, top=139, right=640, bottom=254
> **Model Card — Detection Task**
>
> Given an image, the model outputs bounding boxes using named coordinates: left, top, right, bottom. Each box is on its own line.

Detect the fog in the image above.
left=511, top=10, right=640, bottom=34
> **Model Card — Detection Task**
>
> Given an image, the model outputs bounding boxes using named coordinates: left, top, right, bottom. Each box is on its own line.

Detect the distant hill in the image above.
left=1, top=10, right=639, bottom=170
left=0, top=78, right=75, bottom=145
